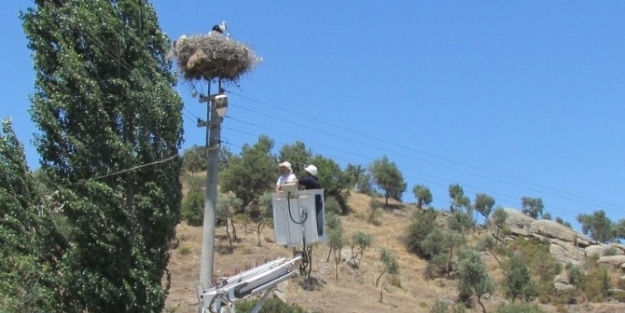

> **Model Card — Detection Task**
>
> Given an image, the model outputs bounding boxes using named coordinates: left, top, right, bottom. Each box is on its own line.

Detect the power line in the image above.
left=225, top=92, right=622, bottom=213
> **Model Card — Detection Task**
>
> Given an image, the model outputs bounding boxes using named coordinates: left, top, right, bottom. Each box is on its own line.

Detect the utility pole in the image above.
left=198, top=81, right=227, bottom=289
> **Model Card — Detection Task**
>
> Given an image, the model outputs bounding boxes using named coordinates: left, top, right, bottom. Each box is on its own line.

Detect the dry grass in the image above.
left=165, top=192, right=621, bottom=313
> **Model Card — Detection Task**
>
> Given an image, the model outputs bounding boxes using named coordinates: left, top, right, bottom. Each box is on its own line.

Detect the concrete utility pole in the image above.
left=198, top=81, right=226, bottom=289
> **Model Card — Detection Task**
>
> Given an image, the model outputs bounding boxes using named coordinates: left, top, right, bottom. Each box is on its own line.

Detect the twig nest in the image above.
left=167, top=34, right=261, bottom=82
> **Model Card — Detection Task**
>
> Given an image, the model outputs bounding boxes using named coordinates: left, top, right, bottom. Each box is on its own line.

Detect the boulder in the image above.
left=555, top=282, right=576, bottom=293
left=586, top=244, right=625, bottom=257
left=597, top=255, right=625, bottom=267
left=491, top=208, right=534, bottom=236
left=530, top=219, right=590, bottom=247
left=550, top=239, right=584, bottom=265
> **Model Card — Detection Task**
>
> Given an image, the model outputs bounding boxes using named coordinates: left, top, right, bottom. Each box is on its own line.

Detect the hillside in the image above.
left=164, top=192, right=625, bottom=313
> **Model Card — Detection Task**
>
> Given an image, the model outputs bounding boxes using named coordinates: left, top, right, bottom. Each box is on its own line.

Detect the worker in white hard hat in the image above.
left=298, top=164, right=321, bottom=190
left=276, top=161, right=297, bottom=193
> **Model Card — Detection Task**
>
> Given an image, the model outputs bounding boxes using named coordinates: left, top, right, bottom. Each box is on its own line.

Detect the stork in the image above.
left=209, top=21, right=227, bottom=37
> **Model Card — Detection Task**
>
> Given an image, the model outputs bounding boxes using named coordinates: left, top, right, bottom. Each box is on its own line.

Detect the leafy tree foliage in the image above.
left=235, top=298, right=306, bottom=313
left=421, top=228, right=465, bottom=278
left=413, top=184, right=433, bottom=209
left=475, top=235, right=507, bottom=265
left=182, top=186, right=204, bottom=226
left=448, top=211, right=476, bottom=235
left=22, top=1, right=183, bottom=312
left=577, top=210, right=617, bottom=243
left=376, top=246, right=399, bottom=302
left=555, top=216, right=572, bottom=228
left=495, top=303, right=546, bottom=313
left=344, top=163, right=372, bottom=194
left=182, top=144, right=205, bottom=174
left=369, top=156, right=406, bottom=205
left=328, top=218, right=345, bottom=280
left=491, top=207, right=509, bottom=240
left=0, top=118, right=66, bottom=313
left=457, top=249, right=495, bottom=313
left=449, top=184, right=471, bottom=213
left=278, top=141, right=312, bottom=174
left=308, top=154, right=351, bottom=214
left=541, top=212, right=552, bottom=220
left=502, top=253, right=538, bottom=302
left=521, top=197, right=544, bottom=219
left=474, top=193, right=495, bottom=220
left=220, top=136, right=276, bottom=211
left=349, top=231, right=372, bottom=268
left=405, top=209, right=438, bottom=258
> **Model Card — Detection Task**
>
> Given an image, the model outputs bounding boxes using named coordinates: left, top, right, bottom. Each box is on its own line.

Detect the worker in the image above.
left=298, top=165, right=321, bottom=190
left=276, top=161, right=297, bottom=193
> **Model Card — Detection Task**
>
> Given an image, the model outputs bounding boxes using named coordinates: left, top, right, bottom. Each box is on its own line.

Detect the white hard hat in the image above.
left=304, top=164, right=318, bottom=176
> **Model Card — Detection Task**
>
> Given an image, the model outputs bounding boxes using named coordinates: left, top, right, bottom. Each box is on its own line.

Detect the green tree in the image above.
left=474, top=193, right=495, bottom=220
left=457, top=249, right=495, bottom=313
left=449, top=184, right=471, bottom=213
left=344, top=163, right=371, bottom=193
left=541, top=212, right=552, bottom=220
left=577, top=210, right=616, bottom=243
left=413, top=184, right=433, bottom=209
left=182, top=144, right=205, bottom=174
left=349, top=231, right=373, bottom=268
left=421, top=228, right=465, bottom=278
left=325, top=212, right=342, bottom=262
left=220, top=135, right=276, bottom=212
left=22, top=1, right=183, bottom=312
left=369, top=155, right=407, bottom=205
left=0, top=118, right=66, bottom=313
left=475, top=235, right=507, bottom=265
left=376, top=247, right=399, bottom=302
left=329, top=220, right=345, bottom=280
left=217, top=192, right=243, bottom=247
left=308, top=154, right=351, bottom=214
left=521, top=197, right=544, bottom=219
left=182, top=186, right=204, bottom=226
left=278, top=141, right=312, bottom=174
left=405, top=209, right=438, bottom=258
left=448, top=211, right=476, bottom=235
left=555, top=217, right=572, bottom=228
left=502, top=253, right=538, bottom=302
left=491, top=207, right=509, bottom=240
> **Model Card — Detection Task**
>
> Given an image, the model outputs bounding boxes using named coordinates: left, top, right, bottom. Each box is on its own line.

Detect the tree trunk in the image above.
left=256, top=221, right=265, bottom=246
left=477, top=294, right=486, bottom=313
left=376, top=268, right=386, bottom=287
left=229, top=218, right=237, bottom=241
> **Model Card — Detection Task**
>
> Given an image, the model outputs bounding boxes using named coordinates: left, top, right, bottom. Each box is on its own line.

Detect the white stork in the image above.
left=209, top=21, right=228, bottom=37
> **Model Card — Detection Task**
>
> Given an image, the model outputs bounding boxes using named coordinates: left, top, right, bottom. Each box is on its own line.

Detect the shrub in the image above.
left=404, top=209, right=438, bottom=258
left=235, top=298, right=306, bottom=313
left=182, top=188, right=204, bottom=226
left=178, top=246, right=191, bottom=256
left=495, top=303, right=546, bottom=313
left=324, top=196, right=342, bottom=215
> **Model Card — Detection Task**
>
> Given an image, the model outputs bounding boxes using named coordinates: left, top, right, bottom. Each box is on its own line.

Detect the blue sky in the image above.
left=2, top=1, right=624, bottom=229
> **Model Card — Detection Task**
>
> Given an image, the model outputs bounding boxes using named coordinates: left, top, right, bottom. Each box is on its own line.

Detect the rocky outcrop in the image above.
left=492, top=208, right=534, bottom=236
left=597, top=255, right=625, bottom=267
left=585, top=244, right=625, bottom=257
left=530, top=219, right=590, bottom=247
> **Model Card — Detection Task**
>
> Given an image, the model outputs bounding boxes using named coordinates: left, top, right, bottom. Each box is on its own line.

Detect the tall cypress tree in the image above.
left=0, top=118, right=65, bottom=313
left=21, top=1, right=183, bottom=312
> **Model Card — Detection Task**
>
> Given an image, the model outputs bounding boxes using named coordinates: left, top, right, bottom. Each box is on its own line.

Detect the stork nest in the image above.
left=167, top=34, right=261, bottom=82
